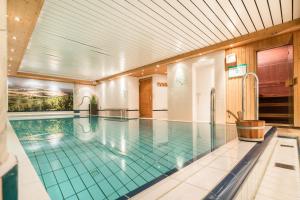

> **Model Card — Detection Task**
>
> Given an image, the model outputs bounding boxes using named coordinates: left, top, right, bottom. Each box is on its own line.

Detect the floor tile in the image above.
left=159, top=183, right=209, bottom=200
left=186, top=167, right=227, bottom=190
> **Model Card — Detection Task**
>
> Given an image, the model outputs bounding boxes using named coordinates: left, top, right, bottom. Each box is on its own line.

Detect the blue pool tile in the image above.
left=43, top=172, right=57, bottom=188
left=39, top=163, right=52, bottom=174
left=129, top=163, right=143, bottom=174
left=77, top=190, right=93, bottom=200
left=47, top=185, right=63, bottom=200
left=65, top=166, right=78, bottom=179
left=92, top=171, right=105, bottom=183
left=74, top=163, right=88, bottom=175
left=60, top=158, right=72, bottom=168
left=65, top=195, right=78, bottom=200
left=133, top=176, right=146, bottom=187
left=140, top=171, right=154, bottom=182
left=98, top=179, right=115, bottom=197
left=99, top=166, right=113, bottom=178
left=117, top=186, right=129, bottom=196
left=59, top=181, right=75, bottom=198
left=107, top=192, right=120, bottom=200
left=54, top=169, right=68, bottom=183
left=46, top=153, right=58, bottom=161
left=126, top=181, right=138, bottom=191
left=107, top=176, right=123, bottom=191
left=124, top=168, right=138, bottom=179
left=50, top=160, right=63, bottom=171
left=70, top=177, right=85, bottom=193
left=80, top=173, right=95, bottom=187
left=116, top=171, right=131, bottom=184
left=88, top=184, right=106, bottom=200
left=37, top=155, right=48, bottom=164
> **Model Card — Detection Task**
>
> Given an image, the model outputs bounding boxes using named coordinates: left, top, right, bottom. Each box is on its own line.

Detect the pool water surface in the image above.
left=10, top=116, right=237, bottom=200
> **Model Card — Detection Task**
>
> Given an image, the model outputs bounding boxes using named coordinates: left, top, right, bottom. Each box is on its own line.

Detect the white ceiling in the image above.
left=20, top=0, right=300, bottom=80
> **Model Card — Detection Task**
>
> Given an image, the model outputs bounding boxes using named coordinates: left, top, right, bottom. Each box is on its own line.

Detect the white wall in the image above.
left=168, top=58, right=195, bottom=121
left=168, top=50, right=226, bottom=123
left=152, top=74, right=168, bottom=119
left=96, top=76, right=139, bottom=118
left=97, top=76, right=138, bottom=109
left=73, top=84, right=96, bottom=111
left=0, top=0, right=8, bottom=163
left=192, top=51, right=226, bottom=123
left=193, top=63, right=214, bottom=122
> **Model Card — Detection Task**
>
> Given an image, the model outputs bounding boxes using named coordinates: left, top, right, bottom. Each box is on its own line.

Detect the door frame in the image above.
left=139, top=77, right=153, bottom=118
left=255, top=44, right=294, bottom=125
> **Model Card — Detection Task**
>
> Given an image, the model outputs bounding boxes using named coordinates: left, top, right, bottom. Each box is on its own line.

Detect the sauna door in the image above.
left=139, top=78, right=152, bottom=118
left=257, top=45, right=294, bottom=124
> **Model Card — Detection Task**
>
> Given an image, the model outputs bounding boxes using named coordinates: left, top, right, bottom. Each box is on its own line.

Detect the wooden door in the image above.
left=139, top=78, right=152, bottom=118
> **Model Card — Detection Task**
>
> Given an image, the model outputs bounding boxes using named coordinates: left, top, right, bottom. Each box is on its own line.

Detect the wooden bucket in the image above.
left=236, top=120, right=265, bottom=142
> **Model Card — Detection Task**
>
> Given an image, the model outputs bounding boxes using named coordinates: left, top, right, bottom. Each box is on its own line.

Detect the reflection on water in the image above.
left=10, top=117, right=237, bottom=199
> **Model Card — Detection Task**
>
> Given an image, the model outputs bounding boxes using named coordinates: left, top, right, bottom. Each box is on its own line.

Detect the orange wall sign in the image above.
left=157, top=82, right=168, bottom=87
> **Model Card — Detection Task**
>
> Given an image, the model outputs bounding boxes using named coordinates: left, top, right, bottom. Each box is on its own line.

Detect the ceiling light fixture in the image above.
left=9, top=57, right=13, bottom=61
left=10, top=48, right=15, bottom=52
left=230, top=44, right=233, bottom=47
left=12, top=36, right=17, bottom=40
left=156, top=65, right=160, bottom=68
left=14, top=16, right=20, bottom=22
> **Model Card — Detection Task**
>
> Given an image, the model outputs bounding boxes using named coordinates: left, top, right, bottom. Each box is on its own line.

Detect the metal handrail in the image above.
left=242, top=72, right=259, bottom=120
left=210, top=88, right=216, bottom=124
left=78, top=96, right=91, bottom=115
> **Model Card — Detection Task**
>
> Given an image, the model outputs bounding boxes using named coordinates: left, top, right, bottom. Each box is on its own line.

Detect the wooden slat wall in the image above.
left=226, top=34, right=293, bottom=123
left=294, top=31, right=300, bottom=127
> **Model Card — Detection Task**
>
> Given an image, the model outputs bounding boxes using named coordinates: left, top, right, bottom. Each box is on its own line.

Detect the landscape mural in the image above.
left=8, top=77, right=74, bottom=112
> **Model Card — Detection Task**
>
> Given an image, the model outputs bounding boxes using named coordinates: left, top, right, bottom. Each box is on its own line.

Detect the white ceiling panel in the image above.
left=269, top=0, right=282, bottom=25
left=281, top=0, right=292, bottom=22
left=19, top=0, right=299, bottom=80
left=294, top=0, right=300, bottom=19
left=255, top=0, right=274, bottom=28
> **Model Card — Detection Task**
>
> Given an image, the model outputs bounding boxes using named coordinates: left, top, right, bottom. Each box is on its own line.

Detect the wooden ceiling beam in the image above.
left=10, top=72, right=94, bottom=85
left=7, top=0, right=44, bottom=75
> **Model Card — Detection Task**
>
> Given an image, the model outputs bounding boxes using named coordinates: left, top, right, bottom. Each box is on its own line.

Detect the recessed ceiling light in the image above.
left=14, top=16, right=20, bottom=22
left=9, top=57, right=13, bottom=61
left=230, top=44, right=233, bottom=47
left=12, top=36, right=17, bottom=40
left=10, top=48, right=15, bottom=52
left=156, top=65, right=160, bottom=68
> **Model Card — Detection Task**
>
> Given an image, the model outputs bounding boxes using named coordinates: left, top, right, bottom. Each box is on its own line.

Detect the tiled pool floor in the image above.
left=9, top=117, right=237, bottom=200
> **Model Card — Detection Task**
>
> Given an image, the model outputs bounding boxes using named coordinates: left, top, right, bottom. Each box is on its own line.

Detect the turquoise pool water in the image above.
left=10, top=116, right=237, bottom=200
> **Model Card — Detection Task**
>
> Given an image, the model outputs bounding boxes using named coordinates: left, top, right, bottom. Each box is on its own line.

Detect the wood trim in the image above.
left=97, top=19, right=300, bottom=83
left=7, top=0, right=44, bottom=75
left=9, top=71, right=94, bottom=85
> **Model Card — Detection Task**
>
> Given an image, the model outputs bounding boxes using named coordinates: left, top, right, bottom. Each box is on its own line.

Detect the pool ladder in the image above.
left=78, top=96, right=92, bottom=115
left=210, top=88, right=216, bottom=125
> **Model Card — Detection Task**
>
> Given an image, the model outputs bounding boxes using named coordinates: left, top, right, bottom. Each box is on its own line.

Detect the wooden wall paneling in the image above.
left=226, top=33, right=294, bottom=123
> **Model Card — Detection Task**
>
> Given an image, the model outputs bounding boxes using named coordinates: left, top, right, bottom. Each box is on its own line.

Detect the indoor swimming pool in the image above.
left=10, top=116, right=237, bottom=200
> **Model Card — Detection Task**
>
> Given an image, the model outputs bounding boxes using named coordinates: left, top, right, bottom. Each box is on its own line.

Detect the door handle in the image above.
left=285, top=78, right=298, bottom=87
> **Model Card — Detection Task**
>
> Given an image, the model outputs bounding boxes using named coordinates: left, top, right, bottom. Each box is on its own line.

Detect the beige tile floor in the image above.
left=255, top=136, right=300, bottom=200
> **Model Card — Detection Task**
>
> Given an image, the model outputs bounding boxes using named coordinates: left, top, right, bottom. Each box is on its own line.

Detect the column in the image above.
left=0, top=0, right=8, bottom=163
